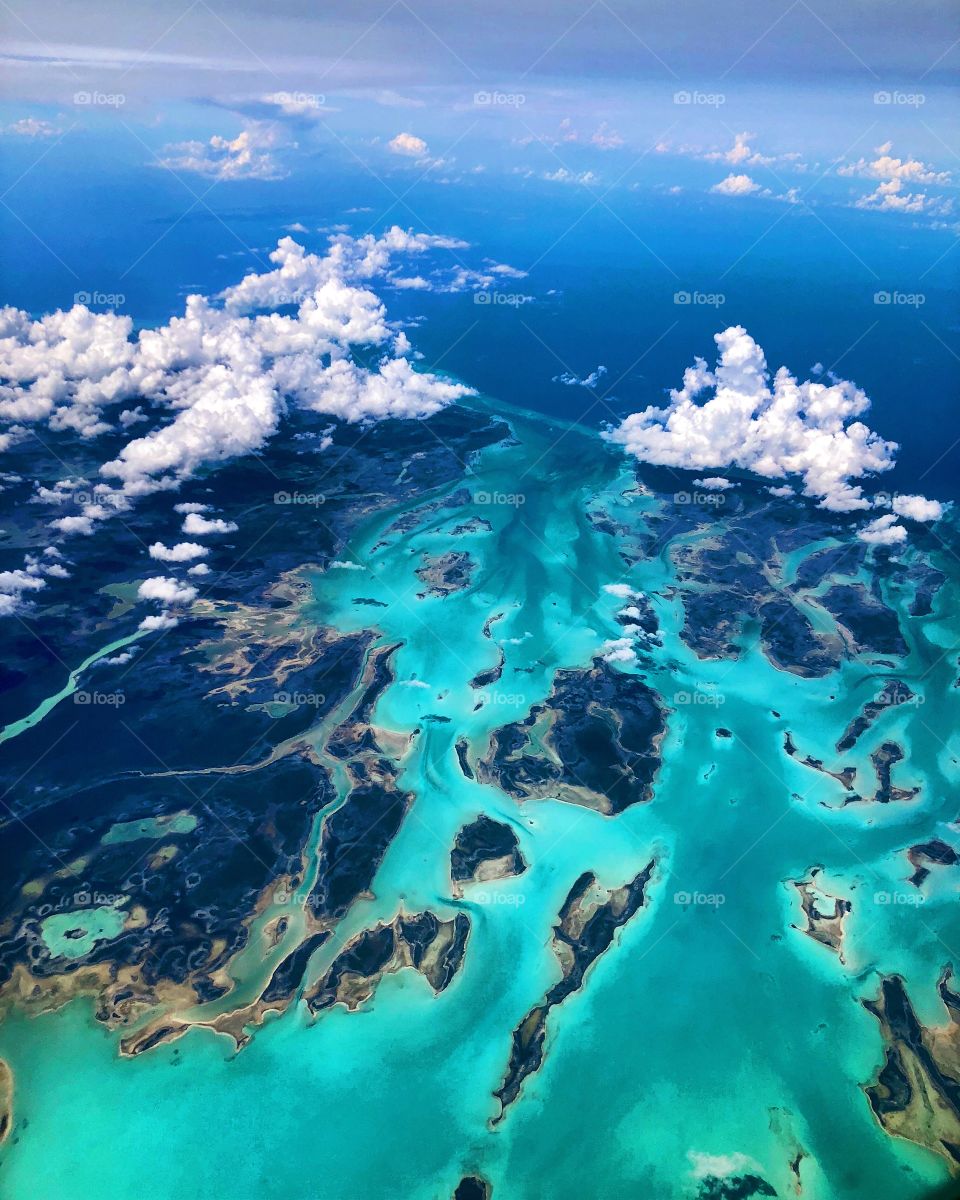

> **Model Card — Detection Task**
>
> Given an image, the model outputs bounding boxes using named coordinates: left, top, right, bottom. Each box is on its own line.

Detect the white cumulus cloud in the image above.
left=182, top=513, right=238, bottom=536
left=0, top=227, right=475, bottom=564
left=858, top=514, right=907, bottom=546
left=156, top=123, right=291, bottom=181
left=891, top=493, right=944, bottom=522
left=137, top=576, right=199, bottom=606
left=711, top=173, right=761, bottom=196
left=148, top=541, right=209, bottom=562
left=692, top=476, right=735, bottom=490
left=606, top=326, right=898, bottom=513
left=388, top=132, right=428, bottom=158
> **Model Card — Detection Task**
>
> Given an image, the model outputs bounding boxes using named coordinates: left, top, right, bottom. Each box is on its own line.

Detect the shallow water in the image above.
left=1, top=403, right=958, bottom=1200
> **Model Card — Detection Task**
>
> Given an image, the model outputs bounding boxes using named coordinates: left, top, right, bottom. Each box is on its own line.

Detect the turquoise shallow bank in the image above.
left=1, top=397, right=959, bottom=1200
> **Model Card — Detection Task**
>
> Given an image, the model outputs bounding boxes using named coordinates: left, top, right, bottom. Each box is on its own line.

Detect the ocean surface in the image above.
left=2, top=393, right=959, bottom=1199
left=1, top=146, right=959, bottom=1198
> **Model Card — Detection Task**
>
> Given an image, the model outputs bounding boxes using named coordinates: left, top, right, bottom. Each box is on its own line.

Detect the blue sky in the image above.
left=1, top=0, right=957, bottom=272
left=0, top=0, right=957, bottom=619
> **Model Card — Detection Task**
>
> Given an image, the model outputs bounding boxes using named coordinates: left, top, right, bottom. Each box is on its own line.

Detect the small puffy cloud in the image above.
left=692, top=476, right=734, bottom=490
left=187, top=562, right=212, bottom=576
left=703, top=131, right=776, bottom=168
left=49, top=513, right=96, bottom=536
left=858, top=514, right=907, bottom=546
left=174, top=502, right=211, bottom=514
left=138, top=612, right=180, bottom=632
left=767, top=485, right=795, bottom=498
left=100, top=650, right=136, bottom=666
left=388, top=132, right=428, bottom=158
left=555, top=365, right=607, bottom=388
left=487, top=262, right=527, bottom=279
left=148, top=540, right=209, bottom=562
left=182, top=512, right=238, bottom=536
left=711, top=173, right=760, bottom=196
left=607, top=326, right=898, bottom=513
left=891, top=493, right=944, bottom=522
left=137, top=576, right=198, bottom=605
left=156, top=123, right=290, bottom=181
left=390, top=275, right=431, bottom=290
left=601, top=637, right=637, bottom=663
left=329, top=559, right=364, bottom=570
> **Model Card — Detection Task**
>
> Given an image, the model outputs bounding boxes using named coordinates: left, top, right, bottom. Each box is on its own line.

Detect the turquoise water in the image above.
left=1, top=403, right=958, bottom=1199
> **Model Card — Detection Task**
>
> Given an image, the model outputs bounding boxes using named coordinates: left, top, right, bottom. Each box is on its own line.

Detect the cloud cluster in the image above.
left=1, top=228, right=472, bottom=500
left=839, top=142, right=952, bottom=215
left=554, top=365, right=607, bottom=388
left=607, top=326, right=899, bottom=513
left=600, top=583, right=655, bottom=663
left=2, top=117, right=62, bottom=138
left=0, top=227, right=478, bottom=614
left=859, top=493, right=948, bottom=545
left=156, top=122, right=292, bottom=180
left=857, top=514, right=907, bottom=546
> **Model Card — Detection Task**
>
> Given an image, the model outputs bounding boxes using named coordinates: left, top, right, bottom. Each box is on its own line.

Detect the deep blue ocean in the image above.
left=1, top=137, right=956, bottom=502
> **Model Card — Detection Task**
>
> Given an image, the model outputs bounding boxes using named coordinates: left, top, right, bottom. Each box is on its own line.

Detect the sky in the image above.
left=2, top=0, right=958, bottom=95
left=0, top=1, right=958, bottom=614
